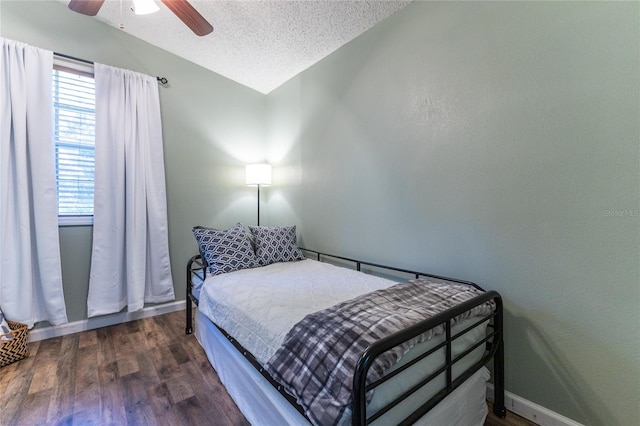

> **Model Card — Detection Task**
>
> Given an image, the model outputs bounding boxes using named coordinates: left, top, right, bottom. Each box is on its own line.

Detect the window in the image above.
left=52, top=60, right=95, bottom=225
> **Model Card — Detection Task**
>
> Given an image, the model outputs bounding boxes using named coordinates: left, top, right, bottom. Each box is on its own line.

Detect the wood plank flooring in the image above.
left=1, top=310, right=535, bottom=426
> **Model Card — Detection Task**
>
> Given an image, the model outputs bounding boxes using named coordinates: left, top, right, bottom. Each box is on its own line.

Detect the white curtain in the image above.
left=0, top=38, right=68, bottom=328
left=87, top=63, right=174, bottom=317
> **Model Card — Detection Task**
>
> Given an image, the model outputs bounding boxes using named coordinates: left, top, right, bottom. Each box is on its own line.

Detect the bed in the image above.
left=185, top=224, right=506, bottom=425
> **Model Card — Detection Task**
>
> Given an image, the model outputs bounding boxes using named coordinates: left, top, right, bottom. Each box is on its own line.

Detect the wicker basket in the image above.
left=0, top=320, right=29, bottom=368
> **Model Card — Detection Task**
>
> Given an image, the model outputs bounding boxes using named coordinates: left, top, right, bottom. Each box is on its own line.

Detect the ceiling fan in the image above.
left=68, top=0, right=214, bottom=36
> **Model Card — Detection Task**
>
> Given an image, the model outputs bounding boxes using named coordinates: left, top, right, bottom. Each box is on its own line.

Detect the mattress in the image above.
left=195, top=259, right=491, bottom=424
left=195, top=309, right=490, bottom=426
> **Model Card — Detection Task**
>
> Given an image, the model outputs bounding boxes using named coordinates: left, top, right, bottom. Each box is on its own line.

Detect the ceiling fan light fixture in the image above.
left=69, top=0, right=212, bottom=36
left=133, top=0, right=159, bottom=15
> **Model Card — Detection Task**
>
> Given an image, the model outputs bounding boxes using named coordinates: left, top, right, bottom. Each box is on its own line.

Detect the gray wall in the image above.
left=2, top=1, right=639, bottom=425
left=268, top=2, right=639, bottom=425
left=0, top=0, right=267, bottom=321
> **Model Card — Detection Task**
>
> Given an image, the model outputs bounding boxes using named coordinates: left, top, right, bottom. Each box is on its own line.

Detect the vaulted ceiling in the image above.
left=62, top=0, right=411, bottom=94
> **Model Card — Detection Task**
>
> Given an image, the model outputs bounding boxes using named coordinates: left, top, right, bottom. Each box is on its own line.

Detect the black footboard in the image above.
left=300, top=249, right=506, bottom=422
left=185, top=249, right=506, bottom=424
left=352, top=290, right=505, bottom=424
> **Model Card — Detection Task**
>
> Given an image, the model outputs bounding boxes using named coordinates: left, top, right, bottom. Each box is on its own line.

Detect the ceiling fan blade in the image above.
left=68, top=0, right=106, bottom=16
left=161, top=0, right=213, bottom=36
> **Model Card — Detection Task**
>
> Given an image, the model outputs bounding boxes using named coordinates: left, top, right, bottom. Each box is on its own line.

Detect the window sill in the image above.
left=58, top=215, right=93, bottom=226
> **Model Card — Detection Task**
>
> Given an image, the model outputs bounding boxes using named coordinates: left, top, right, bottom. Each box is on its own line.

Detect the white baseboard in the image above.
left=28, top=300, right=187, bottom=342
left=486, top=383, right=584, bottom=426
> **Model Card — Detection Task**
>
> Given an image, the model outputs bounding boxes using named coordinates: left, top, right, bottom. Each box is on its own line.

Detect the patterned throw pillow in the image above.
left=248, top=225, right=305, bottom=266
left=192, top=224, right=260, bottom=276
left=0, top=308, right=12, bottom=341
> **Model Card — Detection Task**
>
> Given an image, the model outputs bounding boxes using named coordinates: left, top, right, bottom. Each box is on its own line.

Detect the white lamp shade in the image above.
left=246, top=164, right=272, bottom=186
left=133, top=0, right=160, bottom=15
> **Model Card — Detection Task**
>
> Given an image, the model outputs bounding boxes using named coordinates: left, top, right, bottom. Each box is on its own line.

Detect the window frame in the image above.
left=53, top=56, right=96, bottom=227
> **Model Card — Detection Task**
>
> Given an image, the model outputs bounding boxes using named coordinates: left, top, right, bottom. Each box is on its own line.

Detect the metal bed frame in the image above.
left=185, top=248, right=506, bottom=425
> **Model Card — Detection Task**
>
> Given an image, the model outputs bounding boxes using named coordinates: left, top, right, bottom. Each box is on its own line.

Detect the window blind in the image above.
left=52, top=67, right=95, bottom=216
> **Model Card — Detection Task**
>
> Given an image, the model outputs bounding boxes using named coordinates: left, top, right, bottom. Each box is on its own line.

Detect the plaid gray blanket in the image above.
left=265, top=278, right=494, bottom=425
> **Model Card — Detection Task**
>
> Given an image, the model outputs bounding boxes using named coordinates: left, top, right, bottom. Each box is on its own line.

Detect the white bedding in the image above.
left=196, top=258, right=492, bottom=425
left=198, top=258, right=395, bottom=364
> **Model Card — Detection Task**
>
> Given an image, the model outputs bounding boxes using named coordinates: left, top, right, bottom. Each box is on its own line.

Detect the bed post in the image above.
left=493, top=296, right=506, bottom=417
left=352, top=351, right=371, bottom=425
left=185, top=255, right=198, bottom=334
left=185, top=293, right=193, bottom=334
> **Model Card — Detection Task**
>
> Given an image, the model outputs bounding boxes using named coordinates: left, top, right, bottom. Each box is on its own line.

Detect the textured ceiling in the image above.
left=64, top=0, right=410, bottom=94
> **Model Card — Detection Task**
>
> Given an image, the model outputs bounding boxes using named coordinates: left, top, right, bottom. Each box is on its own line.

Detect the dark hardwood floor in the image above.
left=1, top=310, right=535, bottom=426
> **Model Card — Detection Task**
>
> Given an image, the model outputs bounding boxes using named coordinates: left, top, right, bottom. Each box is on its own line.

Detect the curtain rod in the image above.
left=54, top=52, right=168, bottom=85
